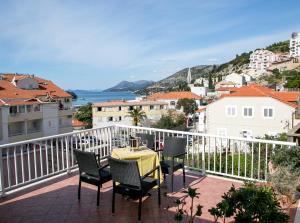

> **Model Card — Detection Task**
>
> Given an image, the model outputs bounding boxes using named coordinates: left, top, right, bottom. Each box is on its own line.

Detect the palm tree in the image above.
left=128, top=107, right=147, bottom=126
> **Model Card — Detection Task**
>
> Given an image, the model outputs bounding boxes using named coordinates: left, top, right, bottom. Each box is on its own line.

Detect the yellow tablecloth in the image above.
left=111, top=147, right=163, bottom=183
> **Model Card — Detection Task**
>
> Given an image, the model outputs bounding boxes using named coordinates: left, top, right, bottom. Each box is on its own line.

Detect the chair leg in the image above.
left=138, top=197, right=142, bottom=221
left=78, top=179, right=81, bottom=200
left=158, top=186, right=161, bottom=205
left=97, top=184, right=100, bottom=206
left=112, top=187, right=115, bottom=214
left=171, top=173, right=174, bottom=192
left=183, top=166, right=186, bottom=186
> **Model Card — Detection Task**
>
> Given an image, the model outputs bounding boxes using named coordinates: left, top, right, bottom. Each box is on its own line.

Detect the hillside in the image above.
left=103, top=80, right=154, bottom=92
left=136, top=39, right=293, bottom=95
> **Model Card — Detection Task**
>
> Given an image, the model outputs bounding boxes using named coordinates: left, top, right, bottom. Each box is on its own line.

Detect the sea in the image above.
left=72, top=90, right=136, bottom=107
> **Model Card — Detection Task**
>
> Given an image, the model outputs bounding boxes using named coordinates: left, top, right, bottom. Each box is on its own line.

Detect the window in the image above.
left=97, top=107, right=102, bottom=112
left=263, top=107, right=274, bottom=118
left=170, top=101, right=176, bottom=106
left=119, top=116, right=122, bottom=121
left=19, top=105, right=25, bottom=113
left=108, top=117, right=113, bottom=122
left=150, top=105, right=154, bottom=110
left=26, top=105, right=32, bottom=113
left=129, top=106, right=134, bottom=111
left=226, top=105, right=236, bottom=117
left=9, top=106, right=17, bottom=114
left=160, top=105, right=164, bottom=110
left=33, top=104, right=40, bottom=112
left=139, top=105, right=142, bottom=109
left=119, top=106, right=122, bottom=111
left=243, top=107, right=253, bottom=117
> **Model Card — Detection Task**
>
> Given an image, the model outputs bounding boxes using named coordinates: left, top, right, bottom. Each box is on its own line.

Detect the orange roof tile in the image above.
left=216, top=87, right=239, bottom=92
left=72, top=119, right=88, bottom=127
left=93, top=100, right=167, bottom=107
left=222, top=84, right=299, bottom=108
left=147, top=91, right=201, bottom=100
left=0, top=74, right=71, bottom=100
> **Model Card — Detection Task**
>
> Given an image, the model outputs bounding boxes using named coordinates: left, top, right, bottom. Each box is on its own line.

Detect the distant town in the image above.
left=1, top=32, right=300, bottom=145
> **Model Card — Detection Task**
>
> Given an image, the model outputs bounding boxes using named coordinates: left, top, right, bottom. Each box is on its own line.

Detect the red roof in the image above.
left=72, top=119, right=88, bottom=127
left=147, top=91, right=201, bottom=100
left=221, top=84, right=299, bottom=108
left=216, top=87, right=239, bottom=92
left=0, top=74, right=71, bottom=100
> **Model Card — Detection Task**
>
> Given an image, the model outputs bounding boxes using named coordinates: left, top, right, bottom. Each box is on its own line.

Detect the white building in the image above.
left=290, top=32, right=300, bottom=57
left=147, top=91, right=202, bottom=109
left=206, top=85, right=300, bottom=138
left=249, top=49, right=280, bottom=71
left=224, top=73, right=246, bottom=87
left=190, top=86, right=207, bottom=97
left=93, top=100, right=168, bottom=128
left=0, top=74, right=73, bottom=144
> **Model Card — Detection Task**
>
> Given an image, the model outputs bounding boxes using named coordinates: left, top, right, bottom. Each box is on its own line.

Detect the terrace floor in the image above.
left=0, top=171, right=297, bottom=223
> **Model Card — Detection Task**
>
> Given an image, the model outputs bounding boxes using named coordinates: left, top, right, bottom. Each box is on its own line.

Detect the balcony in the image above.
left=0, top=125, right=299, bottom=222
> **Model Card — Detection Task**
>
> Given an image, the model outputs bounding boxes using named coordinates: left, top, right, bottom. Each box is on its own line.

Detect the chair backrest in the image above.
left=136, top=133, right=155, bottom=149
left=163, top=137, right=187, bottom=157
left=74, top=150, right=99, bottom=177
left=108, top=157, right=141, bottom=188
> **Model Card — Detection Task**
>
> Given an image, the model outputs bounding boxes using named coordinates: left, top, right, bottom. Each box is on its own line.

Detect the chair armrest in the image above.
left=173, top=152, right=187, bottom=159
left=99, top=163, right=109, bottom=170
left=141, top=165, right=160, bottom=179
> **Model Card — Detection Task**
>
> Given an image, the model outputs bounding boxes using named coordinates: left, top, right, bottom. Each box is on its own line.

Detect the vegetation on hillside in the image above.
left=216, top=52, right=251, bottom=73
left=261, top=69, right=300, bottom=89
left=266, top=40, right=289, bottom=53
left=74, top=103, right=92, bottom=128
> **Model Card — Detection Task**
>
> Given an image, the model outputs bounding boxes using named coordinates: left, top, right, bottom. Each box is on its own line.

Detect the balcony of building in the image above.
left=0, top=125, right=299, bottom=222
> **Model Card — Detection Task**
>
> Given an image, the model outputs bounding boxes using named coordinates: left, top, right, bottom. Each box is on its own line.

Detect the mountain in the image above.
left=103, top=80, right=155, bottom=92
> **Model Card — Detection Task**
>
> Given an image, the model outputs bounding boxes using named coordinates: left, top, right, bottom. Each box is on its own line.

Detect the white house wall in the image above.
left=206, top=97, right=296, bottom=138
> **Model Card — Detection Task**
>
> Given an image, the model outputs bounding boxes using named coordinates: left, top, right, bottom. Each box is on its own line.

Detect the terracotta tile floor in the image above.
left=0, top=171, right=241, bottom=223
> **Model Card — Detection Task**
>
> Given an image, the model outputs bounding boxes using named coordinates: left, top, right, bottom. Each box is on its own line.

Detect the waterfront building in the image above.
left=0, top=73, right=73, bottom=143
left=92, top=100, right=168, bottom=128
left=147, top=91, right=202, bottom=109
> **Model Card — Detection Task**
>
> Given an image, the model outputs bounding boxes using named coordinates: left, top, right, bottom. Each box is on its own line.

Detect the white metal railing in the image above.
left=0, top=126, right=115, bottom=196
left=114, top=124, right=296, bottom=182
left=0, top=124, right=296, bottom=197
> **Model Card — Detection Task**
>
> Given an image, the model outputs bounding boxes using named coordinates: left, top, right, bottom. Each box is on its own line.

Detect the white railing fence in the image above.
left=114, top=124, right=296, bottom=182
left=0, top=124, right=296, bottom=197
left=0, top=126, right=115, bottom=196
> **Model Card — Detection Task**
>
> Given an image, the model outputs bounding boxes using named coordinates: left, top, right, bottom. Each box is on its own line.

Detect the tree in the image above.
left=128, top=107, right=146, bottom=126
left=152, top=111, right=185, bottom=130
left=74, top=103, right=92, bottom=128
left=208, top=73, right=214, bottom=89
left=176, top=98, right=197, bottom=115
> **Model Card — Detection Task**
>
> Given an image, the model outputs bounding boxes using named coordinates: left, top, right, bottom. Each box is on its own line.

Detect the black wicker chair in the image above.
left=136, top=133, right=160, bottom=151
left=74, top=150, right=112, bottom=206
left=108, top=157, right=161, bottom=221
left=160, top=137, right=187, bottom=192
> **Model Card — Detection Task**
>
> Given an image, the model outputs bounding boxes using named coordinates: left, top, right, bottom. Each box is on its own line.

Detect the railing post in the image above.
left=0, top=149, right=6, bottom=197
left=201, top=136, right=206, bottom=175
left=65, top=136, right=71, bottom=174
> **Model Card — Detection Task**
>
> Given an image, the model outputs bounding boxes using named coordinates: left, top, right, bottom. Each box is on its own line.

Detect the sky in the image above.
left=0, top=0, right=299, bottom=90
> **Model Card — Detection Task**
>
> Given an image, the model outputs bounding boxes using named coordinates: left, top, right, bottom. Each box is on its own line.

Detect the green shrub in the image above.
left=209, top=183, right=289, bottom=223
